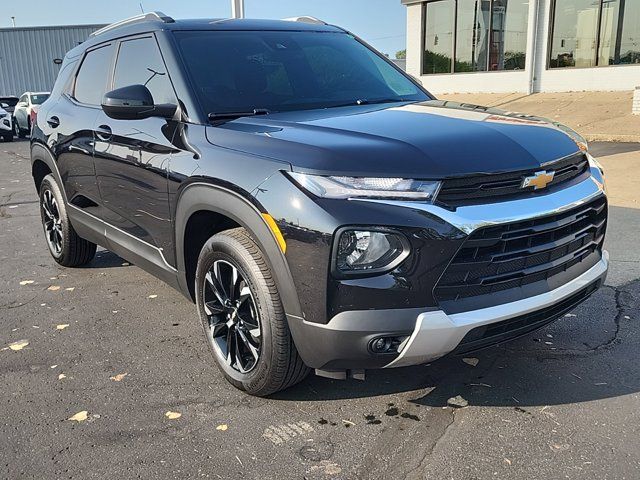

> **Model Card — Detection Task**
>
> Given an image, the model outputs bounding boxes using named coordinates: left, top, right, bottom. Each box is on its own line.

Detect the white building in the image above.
left=401, top=0, right=640, bottom=93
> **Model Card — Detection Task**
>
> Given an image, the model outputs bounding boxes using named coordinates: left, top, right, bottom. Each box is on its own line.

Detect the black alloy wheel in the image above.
left=38, top=174, right=97, bottom=266
left=195, top=228, right=310, bottom=396
left=202, top=259, right=262, bottom=373
left=41, top=188, right=63, bottom=256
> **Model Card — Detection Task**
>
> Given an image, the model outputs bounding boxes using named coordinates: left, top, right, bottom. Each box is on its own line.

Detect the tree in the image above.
left=396, top=49, right=406, bottom=60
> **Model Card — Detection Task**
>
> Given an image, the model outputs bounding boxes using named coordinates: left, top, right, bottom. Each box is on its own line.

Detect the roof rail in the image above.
left=282, top=16, right=328, bottom=25
left=90, top=11, right=174, bottom=37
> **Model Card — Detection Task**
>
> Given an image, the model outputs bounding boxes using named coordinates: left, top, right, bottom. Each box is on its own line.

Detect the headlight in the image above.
left=333, top=228, right=410, bottom=277
left=587, top=152, right=604, bottom=175
left=289, top=172, right=441, bottom=201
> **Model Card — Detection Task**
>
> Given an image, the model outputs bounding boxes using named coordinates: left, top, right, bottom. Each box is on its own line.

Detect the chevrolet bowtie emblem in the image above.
left=521, top=170, right=555, bottom=190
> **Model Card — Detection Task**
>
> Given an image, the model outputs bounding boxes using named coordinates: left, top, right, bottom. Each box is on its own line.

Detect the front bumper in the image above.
left=385, top=252, right=607, bottom=368
left=287, top=160, right=608, bottom=371
left=288, top=253, right=607, bottom=370
left=0, top=117, right=11, bottom=133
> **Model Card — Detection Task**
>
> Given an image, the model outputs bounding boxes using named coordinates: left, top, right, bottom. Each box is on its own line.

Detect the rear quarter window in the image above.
left=74, top=44, right=115, bottom=106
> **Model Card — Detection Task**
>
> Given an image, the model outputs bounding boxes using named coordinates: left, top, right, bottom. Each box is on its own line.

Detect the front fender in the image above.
left=174, top=182, right=303, bottom=318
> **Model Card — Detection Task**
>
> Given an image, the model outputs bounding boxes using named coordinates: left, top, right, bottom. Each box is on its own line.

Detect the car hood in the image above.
left=205, top=100, right=583, bottom=179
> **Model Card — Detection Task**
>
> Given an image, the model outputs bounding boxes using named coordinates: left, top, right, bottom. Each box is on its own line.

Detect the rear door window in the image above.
left=113, top=36, right=177, bottom=105
left=74, top=44, right=115, bottom=106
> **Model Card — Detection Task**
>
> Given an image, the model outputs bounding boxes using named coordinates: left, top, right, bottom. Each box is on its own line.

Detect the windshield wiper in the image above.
left=325, top=98, right=411, bottom=109
left=356, top=98, right=409, bottom=105
left=208, top=108, right=270, bottom=124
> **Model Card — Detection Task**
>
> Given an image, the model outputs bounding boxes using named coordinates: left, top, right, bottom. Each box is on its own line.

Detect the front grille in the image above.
left=452, top=281, right=600, bottom=354
left=435, top=196, right=607, bottom=303
left=436, top=152, right=589, bottom=207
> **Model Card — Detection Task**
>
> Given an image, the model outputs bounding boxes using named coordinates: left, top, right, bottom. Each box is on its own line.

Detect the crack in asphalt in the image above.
left=394, top=280, right=638, bottom=479
left=502, top=282, right=635, bottom=359
left=402, top=409, right=457, bottom=480
left=0, top=200, right=38, bottom=207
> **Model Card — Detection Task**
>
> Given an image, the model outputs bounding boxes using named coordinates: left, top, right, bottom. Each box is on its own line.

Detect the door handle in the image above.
left=47, top=116, right=60, bottom=128
left=96, top=124, right=112, bottom=141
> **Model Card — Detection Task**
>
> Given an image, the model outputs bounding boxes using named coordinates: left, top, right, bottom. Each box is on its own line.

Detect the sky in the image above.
left=2, top=0, right=408, bottom=57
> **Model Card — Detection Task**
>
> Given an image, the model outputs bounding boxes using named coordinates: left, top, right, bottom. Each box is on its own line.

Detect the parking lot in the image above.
left=1, top=139, right=639, bottom=479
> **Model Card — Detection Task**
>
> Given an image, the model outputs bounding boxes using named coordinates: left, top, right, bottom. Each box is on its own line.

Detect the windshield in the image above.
left=0, top=97, right=18, bottom=107
left=30, top=94, right=49, bottom=105
left=174, top=30, right=429, bottom=115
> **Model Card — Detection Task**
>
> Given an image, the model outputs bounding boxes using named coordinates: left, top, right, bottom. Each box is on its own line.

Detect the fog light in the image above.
left=369, top=336, right=409, bottom=354
left=371, top=337, right=391, bottom=353
left=333, top=228, right=409, bottom=277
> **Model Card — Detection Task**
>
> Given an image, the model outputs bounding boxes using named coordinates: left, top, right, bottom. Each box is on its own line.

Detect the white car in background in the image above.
left=0, top=103, right=13, bottom=142
left=13, top=91, right=49, bottom=138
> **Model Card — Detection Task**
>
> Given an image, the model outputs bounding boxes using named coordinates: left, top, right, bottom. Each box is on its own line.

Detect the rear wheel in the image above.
left=1, top=133, right=12, bottom=142
left=195, top=228, right=309, bottom=396
left=39, top=175, right=96, bottom=266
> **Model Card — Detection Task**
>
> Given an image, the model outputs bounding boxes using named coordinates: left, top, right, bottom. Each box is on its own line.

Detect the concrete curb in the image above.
left=584, top=134, right=640, bottom=143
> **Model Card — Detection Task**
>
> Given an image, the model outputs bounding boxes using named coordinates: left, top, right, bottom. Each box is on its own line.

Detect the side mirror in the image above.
left=0, top=103, right=8, bottom=109
left=102, top=84, right=177, bottom=120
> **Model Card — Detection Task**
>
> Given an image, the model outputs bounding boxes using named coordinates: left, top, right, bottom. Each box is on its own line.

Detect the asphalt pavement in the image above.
left=1, top=139, right=639, bottom=480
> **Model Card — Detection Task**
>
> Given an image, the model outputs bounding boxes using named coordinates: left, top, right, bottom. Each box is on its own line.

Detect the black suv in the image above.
left=31, top=13, right=608, bottom=396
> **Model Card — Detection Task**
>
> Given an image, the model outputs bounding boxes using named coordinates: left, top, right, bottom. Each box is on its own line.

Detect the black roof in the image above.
left=68, top=17, right=344, bottom=58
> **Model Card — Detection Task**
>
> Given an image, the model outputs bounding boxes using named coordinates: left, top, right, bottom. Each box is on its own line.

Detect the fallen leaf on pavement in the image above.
left=48, top=286, right=61, bottom=291
left=56, top=324, right=69, bottom=330
left=447, top=395, right=468, bottom=408
left=216, top=424, right=228, bottom=431
left=58, top=374, right=66, bottom=380
left=68, top=411, right=88, bottom=422
left=148, top=294, right=158, bottom=299
left=504, top=458, right=512, bottom=465
left=462, top=357, right=479, bottom=367
left=8, top=340, right=29, bottom=351
left=165, top=411, right=181, bottom=420
left=19, top=280, right=34, bottom=286
left=50, top=365, right=57, bottom=369
left=110, top=373, right=128, bottom=382
left=65, top=287, right=75, bottom=292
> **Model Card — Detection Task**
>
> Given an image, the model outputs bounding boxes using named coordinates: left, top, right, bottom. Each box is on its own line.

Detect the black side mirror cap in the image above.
left=102, top=84, right=177, bottom=120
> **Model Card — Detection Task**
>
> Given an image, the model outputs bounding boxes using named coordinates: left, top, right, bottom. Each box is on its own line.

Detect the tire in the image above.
left=13, top=119, right=25, bottom=138
left=2, top=133, right=12, bottom=142
left=195, top=227, right=310, bottom=396
left=39, top=174, right=97, bottom=267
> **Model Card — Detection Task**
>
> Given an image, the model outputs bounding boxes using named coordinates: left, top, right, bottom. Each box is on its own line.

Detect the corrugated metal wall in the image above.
left=0, top=24, right=106, bottom=96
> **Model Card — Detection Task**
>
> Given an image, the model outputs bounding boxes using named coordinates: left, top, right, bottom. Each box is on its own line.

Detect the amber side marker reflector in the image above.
left=262, top=213, right=287, bottom=254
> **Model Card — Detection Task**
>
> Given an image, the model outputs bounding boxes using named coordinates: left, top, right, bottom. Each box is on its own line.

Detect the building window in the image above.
left=550, top=0, right=640, bottom=68
left=423, top=0, right=455, bottom=74
left=422, top=0, right=529, bottom=75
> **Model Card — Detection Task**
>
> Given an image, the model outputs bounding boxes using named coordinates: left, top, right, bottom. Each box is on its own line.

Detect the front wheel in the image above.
left=195, top=228, right=309, bottom=396
left=39, top=174, right=97, bottom=266
left=13, top=119, right=25, bottom=138
left=2, top=133, right=12, bottom=142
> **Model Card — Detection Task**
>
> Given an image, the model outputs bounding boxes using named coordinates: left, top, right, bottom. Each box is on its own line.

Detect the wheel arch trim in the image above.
left=30, top=143, right=65, bottom=199
left=175, top=182, right=303, bottom=318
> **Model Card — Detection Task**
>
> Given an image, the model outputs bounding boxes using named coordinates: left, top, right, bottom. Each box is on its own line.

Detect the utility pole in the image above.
left=231, top=0, right=244, bottom=19
left=11, top=16, right=16, bottom=27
